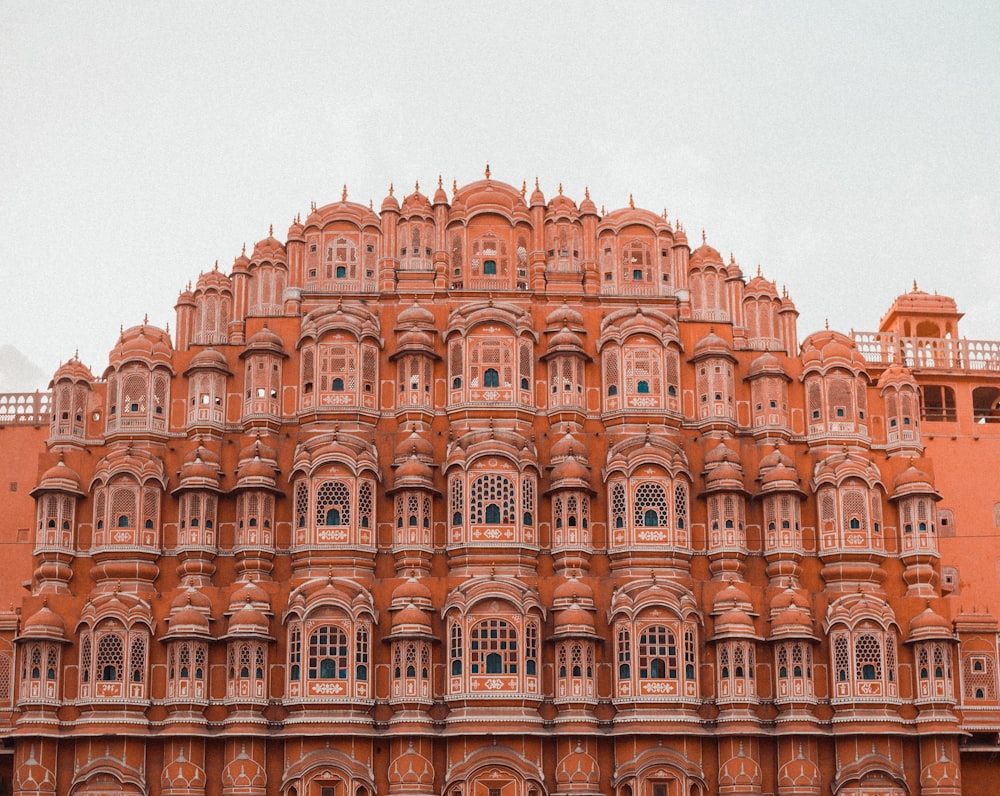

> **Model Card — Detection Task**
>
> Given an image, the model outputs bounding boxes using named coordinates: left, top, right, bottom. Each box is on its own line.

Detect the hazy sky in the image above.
left=2, top=2, right=999, bottom=391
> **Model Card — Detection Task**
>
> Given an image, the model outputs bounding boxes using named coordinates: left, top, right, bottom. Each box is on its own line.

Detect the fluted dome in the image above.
left=393, top=453, right=435, bottom=487
left=250, top=234, right=286, bottom=263
left=552, top=575, right=594, bottom=607
left=171, top=586, right=213, bottom=613
left=395, top=428, right=434, bottom=462
left=550, top=455, right=591, bottom=487
left=51, top=356, right=94, bottom=385
left=690, top=241, right=725, bottom=266
left=166, top=600, right=211, bottom=637
left=390, top=602, right=432, bottom=632
left=227, top=601, right=270, bottom=636
left=109, top=322, right=173, bottom=368
left=195, top=264, right=231, bottom=292
left=892, top=463, right=936, bottom=493
left=228, top=580, right=270, bottom=610
left=391, top=574, right=433, bottom=609
left=401, top=185, right=431, bottom=215
left=800, top=329, right=867, bottom=370
left=877, top=363, right=917, bottom=389
left=396, top=300, right=436, bottom=328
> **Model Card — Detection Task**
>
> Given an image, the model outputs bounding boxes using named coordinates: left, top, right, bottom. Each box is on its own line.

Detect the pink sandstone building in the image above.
left=1, top=170, right=1000, bottom=795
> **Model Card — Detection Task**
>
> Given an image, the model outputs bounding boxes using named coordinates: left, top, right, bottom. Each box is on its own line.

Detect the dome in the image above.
left=744, top=272, right=779, bottom=298
left=719, top=752, right=761, bottom=788
left=555, top=741, right=600, bottom=787
left=690, top=241, right=725, bottom=266
left=238, top=435, right=278, bottom=464
left=887, top=286, right=958, bottom=316
left=529, top=179, right=545, bottom=207
left=877, top=363, right=917, bottom=389
left=714, top=608, right=757, bottom=638
left=704, top=440, right=739, bottom=467
left=380, top=186, right=400, bottom=213
left=231, top=245, right=251, bottom=273
left=578, top=187, right=598, bottom=216
left=235, top=451, right=279, bottom=487
left=391, top=574, right=433, bottom=608
left=227, top=602, right=270, bottom=635
left=545, top=303, right=585, bottom=330
left=185, top=347, right=230, bottom=374
left=393, top=453, right=434, bottom=486
left=747, top=352, right=787, bottom=379
left=712, top=581, right=753, bottom=614
left=758, top=444, right=794, bottom=471
left=166, top=599, right=211, bottom=637
left=692, top=329, right=734, bottom=360
left=400, top=184, right=432, bottom=215
left=453, top=175, right=526, bottom=216
left=770, top=604, right=815, bottom=638
left=546, top=325, right=586, bottom=354
left=241, top=324, right=286, bottom=356
left=390, top=602, right=432, bottom=632
left=552, top=575, right=593, bottom=605
left=550, top=455, right=591, bottom=487
left=175, top=445, right=222, bottom=491
left=800, top=329, right=867, bottom=370
left=20, top=602, right=67, bottom=640
left=109, top=322, right=173, bottom=368
left=305, top=194, right=382, bottom=232
left=395, top=428, right=434, bottom=462
left=704, top=461, right=745, bottom=491
left=908, top=605, right=953, bottom=640
left=553, top=603, right=596, bottom=632
left=891, top=462, right=940, bottom=501
left=432, top=176, right=449, bottom=205
left=228, top=580, right=270, bottom=609
left=287, top=215, right=304, bottom=240
left=396, top=300, right=436, bottom=329
left=388, top=742, right=434, bottom=787
left=34, top=455, right=83, bottom=495
left=51, top=356, right=94, bottom=385
left=250, top=233, right=286, bottom=263
left=171, top=586, right=213, bottom=612
left=546, top=191, right=577, bottom=215
left=195, top=265, right=231, bottom=293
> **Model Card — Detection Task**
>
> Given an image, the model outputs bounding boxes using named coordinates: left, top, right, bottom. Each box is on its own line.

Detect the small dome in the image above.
left=390, top=602, right=432, bottom=631
left=35, top=456, right=83, bottom=495
left=395, top=428, right=434, bottom=461
left=550, top=455, right=591, bottom=486
left=176, top=445, right=222, bottom=489
left=704, top=461, right=745, bottom=491
left=396, top=301, right=436, bottom=328
left=186, top=347, right=230, bottom=373
left=238, top=435, right=278, bottom=464
left=545, top=304, right=585, bottom=329
left=877, top=363, right=917, bottom=389
left=20, top=602, right=67, bottom=640
left=391, top=574, right=433, bottom=608
left=893, top=463, right=934, bottom=490
left=744, top=273, right=779, bottom=298
left=770, top=603, right=815, bottom=637
left=555, top=742, right=599, bottom=788
left=380, top=188, right=400, bottom=213
left=547, top=192, right=577, bottom=215
left=232, top=246, right=251, bottom=273
left=909, top=605, right=953, bottom=640
left=170, top=586, right=213, bottom=612
left=51, top=356, right=94, bottom=385
left=228, top=580, right=270, bottom=610
left=166, top=601, right=211, bottom=636
left=692, top=330, right=733, bottom=359
left=714, top=607, right=757, bottom=637
left=552, top=575, right=594, bottom=606
left=553, top=604, right=596, bottom=632
left=242, top=324, right=285, bottom=356
left=800, top=329, right=867, bottom=370
left=547, top=325, right=586, bottom=354
left=578, top=188, right=598, bottom=216
left=227, top=602, right=270, bottom=635
left=195, top=266, right=231, bottom=293
left=432, top=178, right=449, bottom=205
left=394, top=454, right=434, bottom=485
left=747, top=352, right=787, bottom=378
left=549, top=429, right=580, bottom=461
left=712, top=581, right=753, bottom=614
left=705, top=440, right=740, bottom=467
left=235, top=452, right=278, bottom=486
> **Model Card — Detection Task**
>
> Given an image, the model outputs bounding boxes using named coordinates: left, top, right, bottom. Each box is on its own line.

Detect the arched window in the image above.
left=470, top=619, right=518, bottom=675
left=308, top=625, right=349, bottom=680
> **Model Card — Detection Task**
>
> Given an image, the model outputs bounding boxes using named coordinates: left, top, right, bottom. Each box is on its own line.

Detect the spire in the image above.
left=913, top=279, right=919, bottom=291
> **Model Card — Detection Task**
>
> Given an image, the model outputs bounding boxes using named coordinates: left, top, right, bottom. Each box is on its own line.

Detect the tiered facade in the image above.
left=1, top=171, right=1000, bottom=795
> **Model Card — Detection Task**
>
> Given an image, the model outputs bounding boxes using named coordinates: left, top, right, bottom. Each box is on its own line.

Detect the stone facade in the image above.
left=1, top=171, right=999, bottom=795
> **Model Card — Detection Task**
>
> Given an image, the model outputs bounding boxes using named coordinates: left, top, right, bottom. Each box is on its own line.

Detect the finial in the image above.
left=214, top=259, right=219, bottom=271
left=601, top=204, right=606, bottom=215
left=143, top=313, right=148, bottom=325
left=438, top=174, right=443, bottom=189
left=74, top=347, right=79, bottom=359
left=452, top=179, right=458, bottom=196
left=757, top=264, right=762, bottom=277
left=535, top=176, right=540, bottom=191
left=389, top=182, right=394, bottom=196
left=913, top=279, right=918, bottom=291
left=782, top=284, right=788, bottom=298
left=342, top=184, right=348, bottom=202
left=520, top=180, right=526, bottom=197
left=414, top=180, right=419, bottom=192
left=825, top=317, right=829, bottom=330
left=368, top=198, right=373, bottom=210
left=311, top=200, right=316, bottom=211
left=701, top=229, right=706, bottom=244
left=558, top=182, right=563, bottom=195
left=585, top=186, right=590, bottom=199
left=484, top=163, right=491, bottom=179
left=268, top=223, right=273, bottom=236
left=629, top=193, right=634, bottom=209
left=662, top=207, right=667, bottom=220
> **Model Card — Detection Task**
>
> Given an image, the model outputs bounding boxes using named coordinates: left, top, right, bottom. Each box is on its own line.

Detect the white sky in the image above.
left=2, top=2, right=999, bottom=390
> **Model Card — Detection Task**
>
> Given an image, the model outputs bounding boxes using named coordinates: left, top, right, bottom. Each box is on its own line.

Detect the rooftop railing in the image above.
left=0, top=391, right=51, bottom=426
left=853, top=332, right=1000, bottom=372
